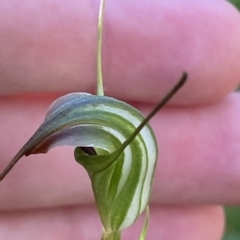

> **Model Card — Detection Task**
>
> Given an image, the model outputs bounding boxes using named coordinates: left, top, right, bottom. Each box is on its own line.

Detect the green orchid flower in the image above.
left=0, top=0, right=187, bottom=239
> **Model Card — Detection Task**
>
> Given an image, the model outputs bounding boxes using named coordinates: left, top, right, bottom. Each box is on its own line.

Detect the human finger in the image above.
left=0, top=93, right=239, bottom=209
left=0, top=205, right=224, bottom=240
left=0, top=0, right=240, bottom=105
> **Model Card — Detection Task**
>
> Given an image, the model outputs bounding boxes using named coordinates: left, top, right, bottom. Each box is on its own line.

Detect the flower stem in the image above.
left=101, top=230, right=121, bottom=240
left=97, top=0, right=106, bottom=96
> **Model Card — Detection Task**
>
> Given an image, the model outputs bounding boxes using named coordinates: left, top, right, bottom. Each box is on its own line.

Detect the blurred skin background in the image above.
left=0, top=0, right=240, bottom=239
left=224, top=2, right=240, bottom=240
left=224, top=1, right=240, bottom=239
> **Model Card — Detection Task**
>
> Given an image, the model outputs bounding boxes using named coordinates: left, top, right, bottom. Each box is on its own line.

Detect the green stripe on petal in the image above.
left=68, top=94, right=158, bottom=231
